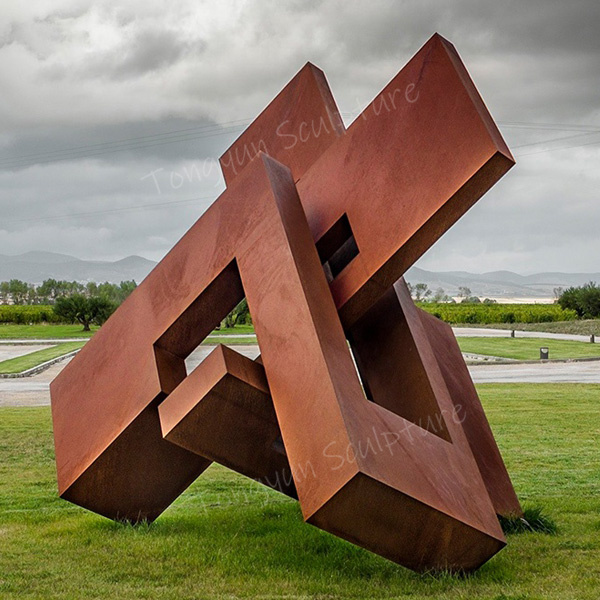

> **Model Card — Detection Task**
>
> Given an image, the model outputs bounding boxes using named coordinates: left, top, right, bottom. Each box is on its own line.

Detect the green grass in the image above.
left=499, top=506, right=557, bottom=535
left=467, top=320, right=600, bottom=336
left=0, top=341, right=86, bottom=374
left=2, top=384, right=600, bottom=598
left=213, top=324, right=255, bottom=335
left=204, top=336, right=257, bottom=345
left=458, top=336, right=600, bottom=360
left=0, top=324, right=98, bottom=339
left=0, top=323, right=255, bottom=340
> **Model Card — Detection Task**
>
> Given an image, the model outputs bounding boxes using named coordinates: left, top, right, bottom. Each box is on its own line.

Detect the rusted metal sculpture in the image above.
left=51, top=34, right=521, bottom=573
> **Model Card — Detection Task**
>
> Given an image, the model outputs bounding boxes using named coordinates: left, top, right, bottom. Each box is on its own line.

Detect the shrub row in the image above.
left=0, top=301, right=580, bottom=326
left=0, top=305, right=66, bottom=324
left=418, top=303, right=578, bottom=324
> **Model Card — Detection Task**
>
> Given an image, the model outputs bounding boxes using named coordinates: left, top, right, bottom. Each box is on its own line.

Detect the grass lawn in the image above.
left=1, top=384, right=600, bottom=598
left=0, top=323, right=256, bottom=340
left=458, top=336, right=600, bottom=360
left=204, top=336, right=257, bottom=345
left=467, top=320, right=600, bottom=336
left=212, top=324, right=255, bottom=335
left=0, top=324, right=98, bottom=339
left=0, top=341, right=86, bottom=374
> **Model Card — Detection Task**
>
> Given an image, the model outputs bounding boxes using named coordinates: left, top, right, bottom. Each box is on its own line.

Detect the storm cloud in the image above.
left=1, top=0, right=599, bottom=272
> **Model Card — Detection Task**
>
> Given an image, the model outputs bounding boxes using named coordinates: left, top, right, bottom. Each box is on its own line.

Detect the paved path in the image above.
left=2, top=345, right=599, bottom=408
left=453, top=327, right=598, bottom=343
left=470, top=360, right=600, bottom=383
left=0, top=344, right=52, bottom=362
left=0, top=358, right=70, bottom=407
left=185, top=345, right=259, bottom=372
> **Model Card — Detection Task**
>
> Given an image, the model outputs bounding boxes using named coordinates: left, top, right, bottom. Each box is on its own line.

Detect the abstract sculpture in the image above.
left=51, top=34, right=522, bottom=573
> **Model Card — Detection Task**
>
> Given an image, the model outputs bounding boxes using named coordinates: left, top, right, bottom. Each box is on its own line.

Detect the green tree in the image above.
left=94, top=280, right=137, bottom=304
left=53, top=294, right=117, bottom=331
left=38, top=279, right=57, bottom=302
left=558, top=282, right=600, bottom=318
left=458, top=286, right=472, bottom=299
left=412, top=283, right=431, bottom=302
left=117, top=280, right=137, bottom=303
left=0, top=281, right=10, bottom=304
left=458, top=286, right=481, bottom=304
left=221, top=298, right=251, bottom=329
left=432, top=287, right=454, bottom=303
left=7, top=280, right=31, bottom=305
left=38, top=279, right=83, bottom=302
left=86, top=282, right=99, bottom=297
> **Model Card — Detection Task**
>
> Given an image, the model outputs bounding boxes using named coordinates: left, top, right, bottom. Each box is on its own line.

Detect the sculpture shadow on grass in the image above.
left=91, top=491, right=516, bottom=586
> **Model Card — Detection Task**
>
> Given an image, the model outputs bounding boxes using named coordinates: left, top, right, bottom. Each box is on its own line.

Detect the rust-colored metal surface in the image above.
left=51, top=33, right=521, bottom=573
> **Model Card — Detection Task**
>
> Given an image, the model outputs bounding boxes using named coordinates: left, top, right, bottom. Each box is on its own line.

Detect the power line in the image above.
left=1, top=111, right=358, bottom=168
left=499, top=121, right=600, bottom=133
left=0, top=118, right=252, bottom=166
left=4, top=194, right=218, bottom=224
left=4, top=134, right=598, bottom=225
left=513, top=130, right=600, bottom=149
left=2, top=115, right=598, bottom=170
left=0, top=124, right=249, bottom=170
left=516, top=136, right=600, bottom=157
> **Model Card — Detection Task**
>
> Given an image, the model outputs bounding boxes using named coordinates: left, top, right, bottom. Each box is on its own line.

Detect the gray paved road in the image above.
left=469, top=360, right=600, bottom=384
left=453, top=327, right=598, bottom=343
left=0, top=344, right=51, bottom=362
left=2, top=345, right=599, bottom=408
left=0, top=358, right=70, bottom=407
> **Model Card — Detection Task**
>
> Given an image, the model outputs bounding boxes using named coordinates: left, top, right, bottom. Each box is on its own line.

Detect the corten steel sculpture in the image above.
left=51, top=34, right=522, bottom=573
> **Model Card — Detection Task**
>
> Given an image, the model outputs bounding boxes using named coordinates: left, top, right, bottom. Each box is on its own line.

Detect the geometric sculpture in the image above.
left=50, top=34, right=521, bottom=573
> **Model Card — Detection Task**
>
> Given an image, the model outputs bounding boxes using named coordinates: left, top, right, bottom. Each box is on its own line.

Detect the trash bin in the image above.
left=540, top=347, right=549, bottom=360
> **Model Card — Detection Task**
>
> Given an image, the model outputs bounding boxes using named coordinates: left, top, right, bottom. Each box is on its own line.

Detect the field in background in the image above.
left=0, top=305, right=63, bottom=325
left=458, top=337, right=600, bottom=361
left=469, top=320, right=600, bottom=336
left=2, top=304, right=597, bottom=340
left=1, top=384, right=600, bottom=599
left=418, top=302, right=577, bottom=324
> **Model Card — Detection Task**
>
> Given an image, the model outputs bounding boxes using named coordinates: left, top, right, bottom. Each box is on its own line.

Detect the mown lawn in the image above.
left=468, top=320, right=600, bottom=336
left=0, top=323, right=255, bottom=340
left=1, top=384, right=600, bottom=598
left=212, top=324, right=255, bottom=335
left=0, top=324, right=98, bottom=339
left=458, top=336, right=600, bottom=360
left=0, top=342, right=86, bottom=374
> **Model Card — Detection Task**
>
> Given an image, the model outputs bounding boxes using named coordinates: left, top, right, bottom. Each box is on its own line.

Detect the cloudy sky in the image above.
left=1, top=0, right=599, bottom=274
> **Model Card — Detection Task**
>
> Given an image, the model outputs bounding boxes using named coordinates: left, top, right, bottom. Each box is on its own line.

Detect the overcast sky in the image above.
left=1, top=0, right=599, bottom=274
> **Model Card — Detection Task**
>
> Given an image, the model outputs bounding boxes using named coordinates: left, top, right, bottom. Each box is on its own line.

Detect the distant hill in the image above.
left=405, top=267, right=600, bottom=300
left=0, top=252, right=597, bottom=299
left=0, top=252, right=157, bottom=284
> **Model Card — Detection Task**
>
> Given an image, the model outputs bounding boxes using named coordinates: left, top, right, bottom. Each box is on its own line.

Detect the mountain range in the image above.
left=0, top=251, right=156, bottom=284
left=405, top=266, right=600, bottom=300
left=0, top=252, right=598, bottom=300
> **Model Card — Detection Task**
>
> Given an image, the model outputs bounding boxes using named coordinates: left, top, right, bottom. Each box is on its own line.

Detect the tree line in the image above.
left=407, top=283, right=497, bottom=304
left=0, top=279, right=136, bottom=305
left=0, top=279, right=137, bottom=331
